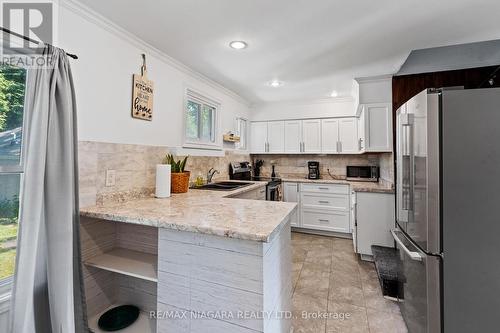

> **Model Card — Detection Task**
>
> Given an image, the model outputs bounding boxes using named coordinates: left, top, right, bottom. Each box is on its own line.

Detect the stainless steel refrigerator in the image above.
left=394, top=87, right=500, bottom=333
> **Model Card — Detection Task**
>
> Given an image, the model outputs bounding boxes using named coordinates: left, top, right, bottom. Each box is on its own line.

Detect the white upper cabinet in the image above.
left=321, top=119, right=339, bottom=153
left=250, top=116, right=365, bottom=154
left=338, top=118, right=358, bottom=153
left=250, top=122, right=268, bottom=153
left=357, top=106, right=366, bottom=151
left=363, top=103, right=392, bottom=152
left=284, top=120, right=302, bottom=153
left=355, top=75, right=393, bottom=152
left=267, top=121, right=285, bottom=153
left=302, top=119, right=322, bottom=153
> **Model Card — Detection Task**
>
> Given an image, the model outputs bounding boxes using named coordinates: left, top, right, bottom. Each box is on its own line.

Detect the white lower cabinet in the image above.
left=284, top=182, right=351, bottom=234
left=355, top=192, right=395, bottom=257
left=231, top=186, right=266, bottom=200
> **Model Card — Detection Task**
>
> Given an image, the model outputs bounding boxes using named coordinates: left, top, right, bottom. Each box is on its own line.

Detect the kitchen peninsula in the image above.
left=79, top=181, right=297, bottom=333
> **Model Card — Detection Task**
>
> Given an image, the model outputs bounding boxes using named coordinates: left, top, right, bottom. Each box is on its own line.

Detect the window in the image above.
left=0, top=64, right=26, bottom=286
left=235, top=117, right=248, bottom=150
left=184, top=89, right=220, bottom=149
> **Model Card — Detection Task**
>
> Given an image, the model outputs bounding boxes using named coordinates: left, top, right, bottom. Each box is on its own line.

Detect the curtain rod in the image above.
left=0, top=26, right=78, bottom=59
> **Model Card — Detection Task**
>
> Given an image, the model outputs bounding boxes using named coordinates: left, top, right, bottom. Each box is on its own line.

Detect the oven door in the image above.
left=392, top=229, right=441, bottom=333
left=267, top=183, right=282, bottom=201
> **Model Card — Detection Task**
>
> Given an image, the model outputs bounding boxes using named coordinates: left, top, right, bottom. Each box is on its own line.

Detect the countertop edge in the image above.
left=80, top=181, right=297, bottom=243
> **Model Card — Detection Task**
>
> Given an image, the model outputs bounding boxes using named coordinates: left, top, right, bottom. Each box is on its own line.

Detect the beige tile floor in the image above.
left=291, top=232, right=408, bottom=333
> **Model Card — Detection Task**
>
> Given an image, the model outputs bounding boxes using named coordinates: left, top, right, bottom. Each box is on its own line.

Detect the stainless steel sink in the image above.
left=192, top=181, right=253, bottom=191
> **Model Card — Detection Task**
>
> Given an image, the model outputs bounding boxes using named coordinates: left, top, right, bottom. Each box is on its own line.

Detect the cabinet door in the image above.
left=356, top=192, right=395, bottom=256
left=357, top=106, right=366, bottom=152
left=284, top=120, right=302, bottom=153
left=364, top=103, right=392, bottom=152
left=302, top=119, right=322, bottom=153
left=321, top=119, right=339, bottom=153
left=267, top=121, right=285, bottom=153
left=250, top=122, right=268, bottom=153
left=338, top=118, right=358, bottom=153
left=283, top=182, right=300, bottom=227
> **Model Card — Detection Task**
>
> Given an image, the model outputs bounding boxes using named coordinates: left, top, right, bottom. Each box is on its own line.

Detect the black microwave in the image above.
left=346, top=166, right=379, bottom=182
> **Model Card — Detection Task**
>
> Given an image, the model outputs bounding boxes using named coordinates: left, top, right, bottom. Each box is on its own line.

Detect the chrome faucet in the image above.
left=207, top=168, right=220, bottom=183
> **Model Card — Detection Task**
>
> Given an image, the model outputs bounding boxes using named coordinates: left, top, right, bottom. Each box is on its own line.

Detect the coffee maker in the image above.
left=308, top=161, right=320, bottom=179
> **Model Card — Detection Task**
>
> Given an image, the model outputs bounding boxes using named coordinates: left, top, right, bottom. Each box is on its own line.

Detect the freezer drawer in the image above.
left=392, top=229, right=440, bottom=333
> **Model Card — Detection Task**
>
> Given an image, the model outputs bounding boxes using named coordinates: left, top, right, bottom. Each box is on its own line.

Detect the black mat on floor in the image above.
left=371, top=245, right=405, bottom=300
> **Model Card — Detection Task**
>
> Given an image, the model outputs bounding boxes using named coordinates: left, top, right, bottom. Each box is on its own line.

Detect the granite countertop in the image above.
left=281, top=177, right=395, bottom=193
left=80, top=181, right=297, bottom=243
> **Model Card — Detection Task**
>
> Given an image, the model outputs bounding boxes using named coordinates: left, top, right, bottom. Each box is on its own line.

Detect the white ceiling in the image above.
left=77, top=0, right=500, bottom=104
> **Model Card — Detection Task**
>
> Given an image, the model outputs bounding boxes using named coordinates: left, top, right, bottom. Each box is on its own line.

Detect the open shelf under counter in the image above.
left=84, top=248, right=158, bottom=283
left=88, top=305, right=156, bottom=333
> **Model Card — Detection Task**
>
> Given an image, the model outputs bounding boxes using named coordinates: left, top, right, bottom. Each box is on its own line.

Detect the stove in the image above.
left=229, top=162, right=282, bottom=201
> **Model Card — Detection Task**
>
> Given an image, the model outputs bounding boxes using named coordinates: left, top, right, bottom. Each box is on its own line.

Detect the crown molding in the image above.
left=354, top=74, right=393, bottom=84
left=250, top=96, right=354, bottom=109
left=60, top=0, right=250, bottom=107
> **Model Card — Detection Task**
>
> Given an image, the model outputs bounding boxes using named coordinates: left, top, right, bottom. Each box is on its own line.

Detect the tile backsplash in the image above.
left=251, top=153, right=394, bottom=183
left=78, top=141, right=393, bottom=207
left=78, top=141, right=250, bottom=207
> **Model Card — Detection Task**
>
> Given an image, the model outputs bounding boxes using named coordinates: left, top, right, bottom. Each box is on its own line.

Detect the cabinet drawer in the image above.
left=301, top=210, right=350, bottom=233
left=301, top=193, right=349, bottom=211
left=300, top=183, right=349, bottom=194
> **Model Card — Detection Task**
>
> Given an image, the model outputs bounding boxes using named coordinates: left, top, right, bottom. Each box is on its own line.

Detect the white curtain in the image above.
left=9, top=45, right=88, bottom=333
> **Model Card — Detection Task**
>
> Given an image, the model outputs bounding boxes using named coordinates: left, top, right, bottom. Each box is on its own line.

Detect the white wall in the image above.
left=250, top=98, right=356, bottom=121
left=58, top=2, right=250, bottom=148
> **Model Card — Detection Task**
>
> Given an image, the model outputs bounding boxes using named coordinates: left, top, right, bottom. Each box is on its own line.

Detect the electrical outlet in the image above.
left=105, top=169, right=116, bottom=187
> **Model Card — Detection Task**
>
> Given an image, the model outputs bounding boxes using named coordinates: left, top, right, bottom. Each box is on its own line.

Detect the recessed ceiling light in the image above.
left=268, top=80, right=284, bottom=87
left=229, top=41, right=248, bottom=50
left=330, top=90, right=338, bottom=97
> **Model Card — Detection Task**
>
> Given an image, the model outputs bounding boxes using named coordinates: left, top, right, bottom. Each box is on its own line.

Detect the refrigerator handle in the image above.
left=402, top=114, right=415, bottom=214
left=391, top=229, right=422, bottom=261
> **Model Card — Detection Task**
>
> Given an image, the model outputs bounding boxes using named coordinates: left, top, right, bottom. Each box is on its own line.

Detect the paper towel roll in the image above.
left=155, top=164, right=171, bottom=198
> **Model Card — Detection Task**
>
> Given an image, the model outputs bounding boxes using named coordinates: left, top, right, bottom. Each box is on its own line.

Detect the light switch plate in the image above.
left=105, top=169, right=116, bottom=187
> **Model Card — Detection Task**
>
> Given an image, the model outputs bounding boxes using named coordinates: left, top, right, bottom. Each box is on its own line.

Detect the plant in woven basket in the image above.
left=165, top=154, right=188, bottom=173
left=164, top=154, right=190, bottom=193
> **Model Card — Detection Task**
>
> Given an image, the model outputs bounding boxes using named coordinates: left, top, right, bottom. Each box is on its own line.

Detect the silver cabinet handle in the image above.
left=339, top=141, right=342, bottom=152
left=318, top=219, right=330, bottom=223
left=358, top=138, right=363, bottom=150
left=318, top=187, right=329, bottom=190
left=391, top=229, right=422, bottom=262
left=318, top=200, right=330, bottom=204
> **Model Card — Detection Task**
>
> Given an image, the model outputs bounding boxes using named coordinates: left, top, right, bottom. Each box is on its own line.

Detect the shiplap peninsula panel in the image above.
left=157, top=220, right=292, bottom=333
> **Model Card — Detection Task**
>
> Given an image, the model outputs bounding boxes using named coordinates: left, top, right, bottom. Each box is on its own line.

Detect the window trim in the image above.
left=0, top=65, right=28, bottom=292
left=183, top=88, right=222, bottom=150
left=235, top=117, right=248, bottom=151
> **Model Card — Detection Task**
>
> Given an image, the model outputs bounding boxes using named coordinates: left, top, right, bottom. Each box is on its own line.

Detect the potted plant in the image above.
left=165, top=154, right=190, bottom=193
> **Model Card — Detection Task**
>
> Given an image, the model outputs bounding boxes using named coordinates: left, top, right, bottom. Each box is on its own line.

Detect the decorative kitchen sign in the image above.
left=131, top=54, right=154, bottom=120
